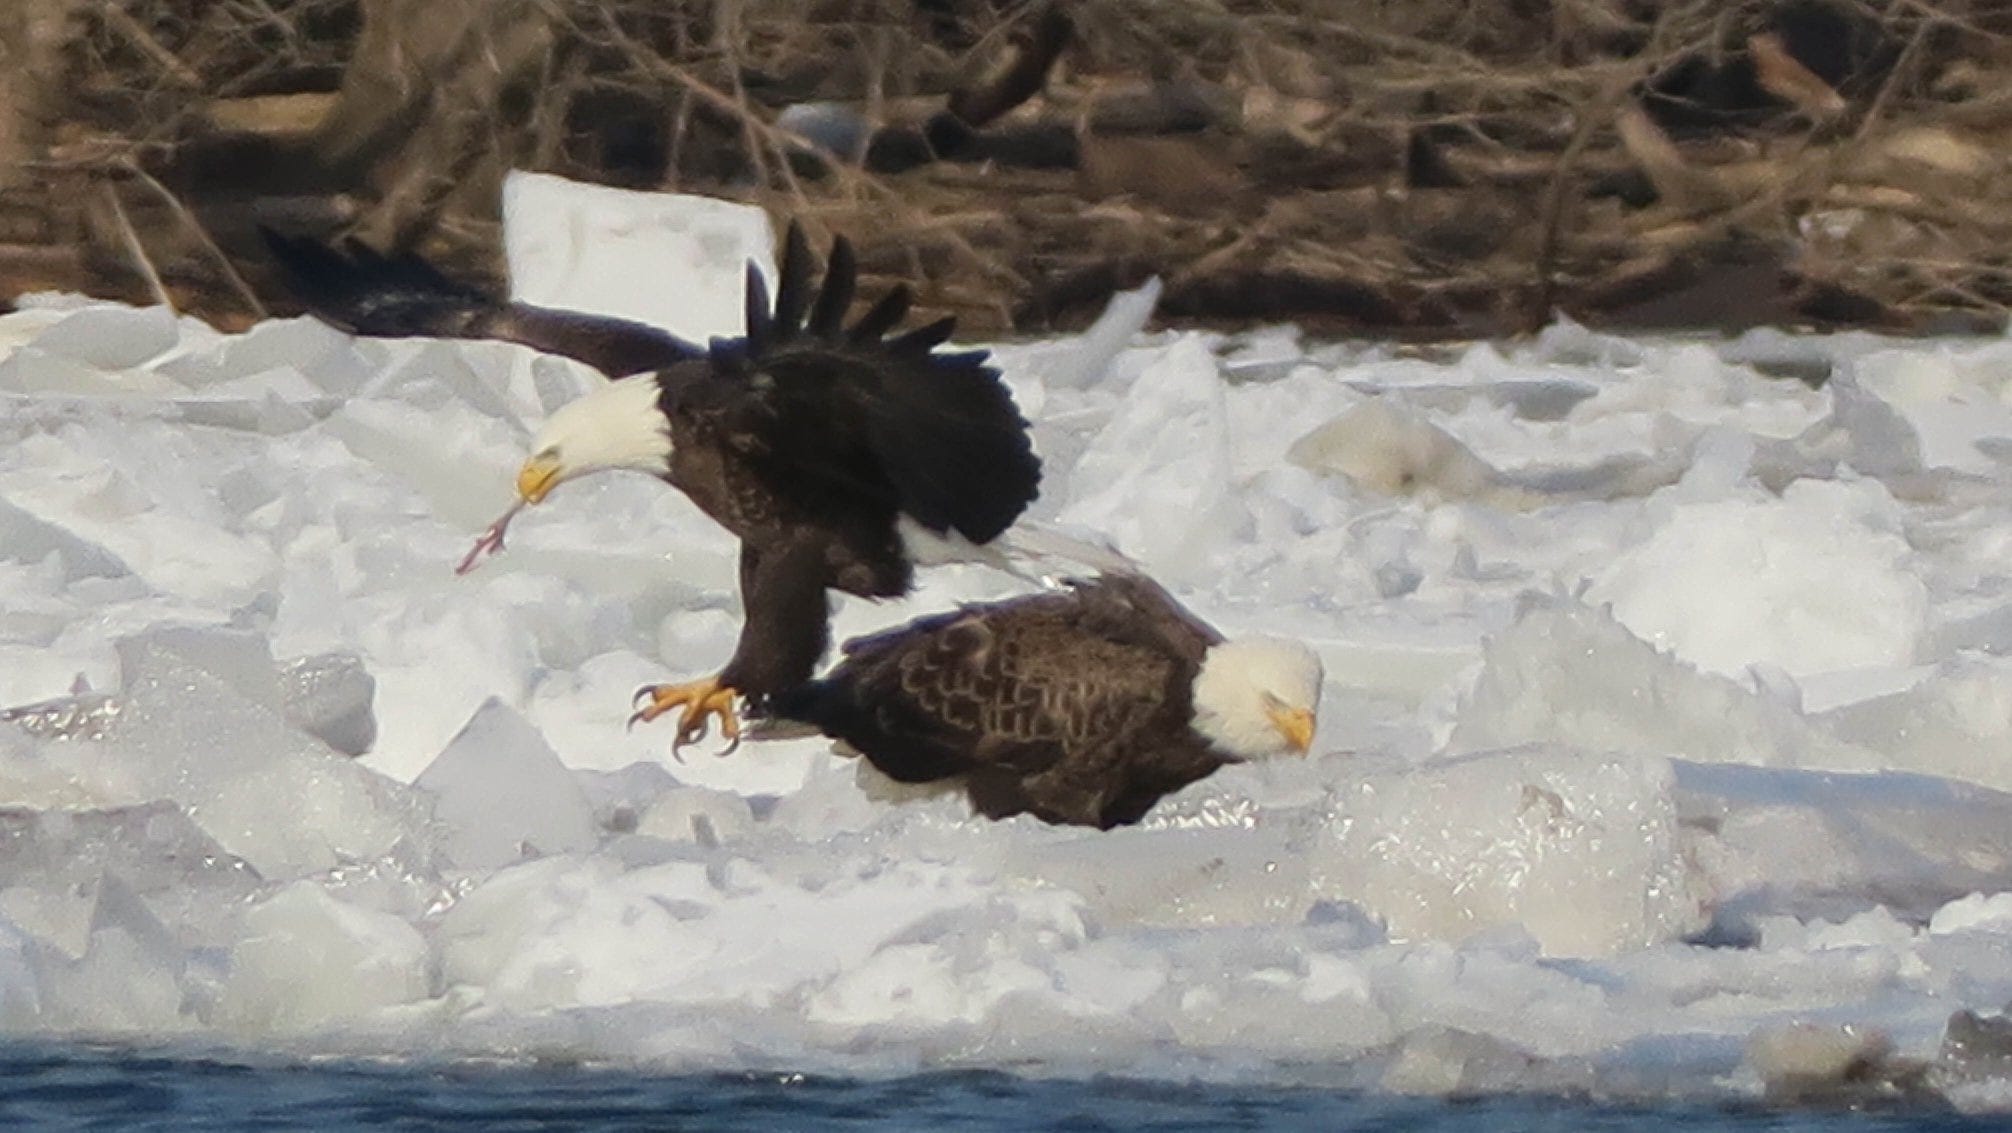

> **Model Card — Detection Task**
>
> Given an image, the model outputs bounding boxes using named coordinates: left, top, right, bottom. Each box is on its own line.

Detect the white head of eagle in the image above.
left=1189, top=637, right=1323, bottom=759
left=514, top=375, right=672, bottom=503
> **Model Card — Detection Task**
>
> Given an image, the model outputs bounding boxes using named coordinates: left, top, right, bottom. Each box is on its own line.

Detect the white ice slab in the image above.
left=502, top=171, right=774, bottom=341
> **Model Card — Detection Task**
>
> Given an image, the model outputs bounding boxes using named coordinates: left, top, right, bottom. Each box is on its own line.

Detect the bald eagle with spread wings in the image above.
left=775, top=571, right=1323, bottom=829
left=264, top=223, right=1041, bottom=750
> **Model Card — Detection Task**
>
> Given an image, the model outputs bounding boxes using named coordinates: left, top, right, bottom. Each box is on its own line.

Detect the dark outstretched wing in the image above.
left=259, top=227, right=697, bottom=378
left=775, top=577, right=1212, bottom=826
left=697, top=222, right=1041, bottom=545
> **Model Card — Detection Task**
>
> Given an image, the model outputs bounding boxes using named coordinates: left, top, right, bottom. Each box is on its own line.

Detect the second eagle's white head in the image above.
left=1189, top=637, right=1323, bottom=759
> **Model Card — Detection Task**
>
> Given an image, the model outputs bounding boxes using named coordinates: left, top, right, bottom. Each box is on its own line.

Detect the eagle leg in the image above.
left=628, top=678, right=743, bottom=756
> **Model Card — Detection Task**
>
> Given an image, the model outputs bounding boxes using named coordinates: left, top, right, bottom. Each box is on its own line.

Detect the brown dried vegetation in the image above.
left=7, top=0, right=2012, bottom=339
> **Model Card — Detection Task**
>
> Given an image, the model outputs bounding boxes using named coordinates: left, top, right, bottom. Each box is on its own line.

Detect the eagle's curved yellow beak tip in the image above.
left=516, top=455, right=562, bottom=505
left=1270, top=705, right=1316, bottom=756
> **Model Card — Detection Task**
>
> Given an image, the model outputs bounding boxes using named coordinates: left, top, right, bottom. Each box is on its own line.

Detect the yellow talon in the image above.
left=628, top=677, right=743, bottom=756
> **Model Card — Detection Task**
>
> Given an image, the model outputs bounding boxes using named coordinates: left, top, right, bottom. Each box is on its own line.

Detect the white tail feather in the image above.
left=993, top=521, right=1142, bottom=588
left=897, top=516, right=1141, bottom=589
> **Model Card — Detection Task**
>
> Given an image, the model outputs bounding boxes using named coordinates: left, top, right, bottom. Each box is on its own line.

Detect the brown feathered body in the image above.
left=776, top=573, right=1234, bottom=829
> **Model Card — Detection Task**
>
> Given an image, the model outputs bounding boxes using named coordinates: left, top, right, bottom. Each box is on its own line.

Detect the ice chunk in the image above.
left=4, top=647, right=375, bottom=759
left=1530, top=312, right=1646, bottom=366
left=278, top=652, right=377, bottom=757
left=350, top=336, right=524, bottom=421
left=213, top=881, right=431, bottom=1033
left=0, top=919, right=39, bottom=1026
left=1383, top=1026, right=1593, bottom=1096
left=117, top=625, right=283, bottom=711
left=88, top=641, right=430, bottom=879
left=764, top=754, right=969, bottom=839
left=1746, top=1022, right=1930, bottom=1108
left=0, top=347, right=169, bottom=396
left=187, top=366, right=328, bottom=407
left=33, top=876, right=191, bottom=1035
left=1942, top=1009, right=2012, bottom=1083
left=0, top=720, right=129, bottom=805
left=320, top=395, right=519, bottom=532
left=1005, top=821, right=1314, bottom=930
left=1852, top=347, right=2012, bottom=474
left=439, top=852, right=1084, bottom=1018
left=1586, top=479, right=1927, bottom=681
left=0, top=460, right=275, bottom=608
left=313, top=837, right=451, bottom=923
left=503, top=173, right=773, bottom=341
left=1449, top=595, right=1885, bottom=773
left=0, top=804, right=260, bottom=953
left=1794, top=367, right=1923, bottom=481
left=1307, top=746, right=1709, bottom=957
left=1818, top=654, right=2012, bottom=792
left=576, top=761, right=681, bottom=833
left=29, top=304, right=179, bottom=370
left=0, top=885, right=95, bottom=962
left=1042, top=275, right=1163, bottom=390
left=159, top=316, right=376, bottom=396
left=1674, top=762, right=2012, bottom=925
left=634, top=785, right=757, bottom=846
left=1126, top=920, right=1396, bottom=1066
left=529, top=649, right=837, bottom=795
left=1219, top=324, right=1307, bottom=385
left=1057, top=337, right=1241, bottom=575
left=529, top=351, right=598, bottom=415
left=0, top=306, right=68, bottom=353
left=1930, top=893, right=2012, bottom=936
left=166, top=371, right=333, bottom=436
left=0, top=496, right=130, bottom=579
left=415, top=698, right=598, bottom=870
left=1288, top=398, right=1539, bottom=509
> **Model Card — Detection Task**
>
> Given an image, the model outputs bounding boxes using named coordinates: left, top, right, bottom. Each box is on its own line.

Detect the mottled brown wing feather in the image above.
left=775, top=575, right=1242, bottom=827
left=903, top=603, right=1172, bottom=776
left=779, top=588, right=1176, bottom=786
left=1071, top=570, right=1224, bottom=664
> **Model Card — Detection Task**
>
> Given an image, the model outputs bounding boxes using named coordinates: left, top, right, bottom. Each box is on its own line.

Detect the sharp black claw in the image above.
left=632, top=685, right=659, bottom=708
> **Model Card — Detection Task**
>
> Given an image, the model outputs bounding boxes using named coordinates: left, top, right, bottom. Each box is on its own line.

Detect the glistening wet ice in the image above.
left=6, top=185, right=2012, bottom=1115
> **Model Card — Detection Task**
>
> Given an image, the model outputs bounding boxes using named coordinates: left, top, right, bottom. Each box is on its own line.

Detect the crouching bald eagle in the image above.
left=264, top=223, right=1041, bottom=750
left=773, top=571, right=1322, bottom=829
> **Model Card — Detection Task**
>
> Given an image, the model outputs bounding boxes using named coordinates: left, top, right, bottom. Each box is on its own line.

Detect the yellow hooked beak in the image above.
left=1268, top=704, right=1316, bottom=755
left=516, top=452, right=563, bottom=505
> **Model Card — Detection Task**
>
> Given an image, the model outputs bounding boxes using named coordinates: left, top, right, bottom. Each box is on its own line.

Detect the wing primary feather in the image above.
left=264, top=226, right=705, bottom=375
left=336, top=237, right=382, bottom=267
left=888, top=315, right=957, bottom=354
left=261, top=228, right=345, bottom=288
left=934, top=348, right=991, bottom=370
left=260, top=225, right=492, bottom=337
left=808, top=236, right=856, bottom=338
left=848, top=285, right=912, bottom=344
left=771, top=222, right=815, bottom=343
left=715, top=223, right=1041, bottom=547
left=743, top=261, right=773, bottom=355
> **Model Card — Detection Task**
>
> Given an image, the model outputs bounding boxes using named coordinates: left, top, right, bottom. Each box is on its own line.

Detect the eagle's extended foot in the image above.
left=628, top=677, right=742, bottom=756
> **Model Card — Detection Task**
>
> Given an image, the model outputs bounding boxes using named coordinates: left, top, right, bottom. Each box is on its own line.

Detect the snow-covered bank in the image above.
left=11, top=222, right=2012, bottom=1103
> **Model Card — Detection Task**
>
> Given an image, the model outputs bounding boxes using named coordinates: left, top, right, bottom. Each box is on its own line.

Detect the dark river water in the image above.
left=0, top=1044, right=2003, bottom=1132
